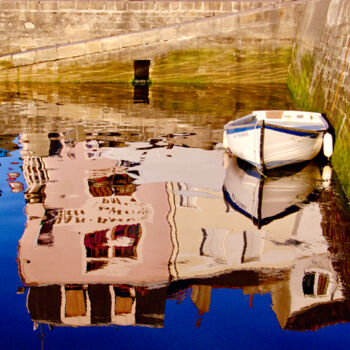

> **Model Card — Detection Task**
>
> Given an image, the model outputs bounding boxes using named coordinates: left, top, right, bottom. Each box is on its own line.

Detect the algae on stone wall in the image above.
left=0, top=46, right=293, bottom=85
left=288, top=47, right=350, bottom=200
left=330, top=112, right=350, bottom=200
left=287, top=49, right=323, bottom=112
left=153, top=47, right=292, bottom=85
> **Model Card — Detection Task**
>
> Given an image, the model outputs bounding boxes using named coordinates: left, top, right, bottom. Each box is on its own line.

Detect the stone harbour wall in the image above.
left=0, top=0, right=293, bottom=55
left=287, top=0, right=350, bottom=198
left=0, top=2, right=305, bottom=83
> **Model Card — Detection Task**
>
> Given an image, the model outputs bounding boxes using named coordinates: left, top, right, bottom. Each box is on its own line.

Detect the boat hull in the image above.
left=224, top=123, right=325, bottom=170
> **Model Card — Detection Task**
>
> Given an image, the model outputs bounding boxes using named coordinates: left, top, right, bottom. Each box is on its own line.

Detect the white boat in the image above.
left=223, top=156, right=323, bottom=228
left=223, top=110, right=332, bottom=171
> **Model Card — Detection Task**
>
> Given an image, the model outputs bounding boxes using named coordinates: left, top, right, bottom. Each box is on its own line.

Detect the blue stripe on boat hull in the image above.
left=225, top=124, right=321, bottom=137
left=225, top=125, right=257, bottom=134
left=265, top=125, right=318, bottom=137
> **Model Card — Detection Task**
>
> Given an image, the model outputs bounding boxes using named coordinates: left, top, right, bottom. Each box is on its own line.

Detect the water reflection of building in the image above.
left=17, top=135, right=350, bottom=330
left=28, top=284, right=167, bottom=328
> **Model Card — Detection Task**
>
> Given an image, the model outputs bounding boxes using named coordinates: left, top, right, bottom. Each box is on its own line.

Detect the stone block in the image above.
left=12, top=50, right=36, bottom=67
left=262, top=8, right=280, bottom=24
left=221, top=15, right=240, bottom=33
left=177, top=21, right=198, bottom=38
left=208, top=2, right=222, bottom=11
left=142, top=29, right=161, bottom=45
left=150, top=16, right=167, bottom=27
left=115, top=1, right=127, bottom=11
left=194, top=2, right=203, bottom=11
left=17, top=65, right=33, bottom=83
left=2, top=67, right=18, bottom=82
left=27, top=1, right=40, bottom=10
left=0, top=55, right=14, bottom=70
left=57, top=42, right=87, bottom=59
left=181, top=2, right=194, bottom=11
left=36, top=47, right=58, bottom=63
left=41, top=1, right=59, bottom=11
left=59, top=1, right=76, bottom=10
left=233, top=3, right=241, bottom=11
left=187, top=20, right=212, bottom=37
left=15, top=1, right=28, bottom=10
left=105, top=2, right=116, bottom=11
left=239, top=10, right=263, bottom=26
left=156, top=2, right=170, bottom=11
left=127, top=2, right=143, bottom=11
left=159, top=25, right=179, bottom=42
left=222, top=2, right=233, bottom=12
left=86, top=39, right=103, bottom=54
left=76, top=1, right=90, bottom=11
left=32, top=62, right=59, bottom=82
left=205, top=17, right=225, bottom=35
left=1, top=1, right=16, bottom=10
left=170, top=2, right=180, bottom=11
left=102, top=36, right=120, bottom=51
left=118, top=32, right=142, bottom=48
left=89, top=1, right=104, bottom=11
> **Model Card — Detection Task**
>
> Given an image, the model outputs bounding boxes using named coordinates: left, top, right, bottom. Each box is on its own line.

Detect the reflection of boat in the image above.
left=223, top=110, right=331, bottom=170
left=223, top=156, right=322, bottom=227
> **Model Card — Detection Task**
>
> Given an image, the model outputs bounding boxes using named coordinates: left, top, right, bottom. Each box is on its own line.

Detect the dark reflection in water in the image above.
left=1, top=83, right=350, bottom=349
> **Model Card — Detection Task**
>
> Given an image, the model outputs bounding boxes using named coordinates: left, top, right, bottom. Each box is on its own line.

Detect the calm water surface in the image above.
left=1, top=83, right=350, bottom=349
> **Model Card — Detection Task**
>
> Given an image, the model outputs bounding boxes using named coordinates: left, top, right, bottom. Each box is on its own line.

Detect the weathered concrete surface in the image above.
left=287, top=0, right=350, bottom=198
left=0, top=0, right=292, bottom=55
left=0, top=2, right=304, bottom=83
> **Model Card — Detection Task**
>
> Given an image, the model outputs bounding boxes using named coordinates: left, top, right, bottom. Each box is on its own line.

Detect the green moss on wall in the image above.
left=0, top=59, right=14, bottom=70
left=286, top=50, right=322, bottom=111
left=330, top=114, right=350, bottom=200
left=288, top=47, right=350, bottom=200
left=0, top=46, right=293, bottom=85
left=152, top=47, right=292, bottom=85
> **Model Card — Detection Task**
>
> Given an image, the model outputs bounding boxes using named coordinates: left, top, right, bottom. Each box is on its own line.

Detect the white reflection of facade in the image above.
left=18, top=138, right=347, bottom=329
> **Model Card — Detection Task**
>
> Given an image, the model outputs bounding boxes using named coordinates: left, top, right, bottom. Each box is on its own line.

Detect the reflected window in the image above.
left=84, top=230, right=108, bottom=258
left=112, top=224, right=142, bottom=258
left=87, top=260, right=108, bottom=272
left=114, top=286, right=134, bottom=315
left=111, top=174, right=136, bottom=196
left=178, top=183, right=197, bottom=208
left=65, top=285, right=87, bottom=318
left=23, top=157, right=49, bottom=196
left=37, top=209, right=58, bottom=246
left=84, top=225, right=142, bottom=272
left=302, top=271, right=330, bottom=297
left=88, top=173, right=136, bottom=197
left=25, top=184, right=46, bottom=204
left=48, top=133, right=63, bottom=156
left=88, top=177, right=113, bottom=197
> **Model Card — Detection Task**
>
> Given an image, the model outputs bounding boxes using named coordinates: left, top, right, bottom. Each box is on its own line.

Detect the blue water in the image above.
left=0, top=84, right=350, bottom=349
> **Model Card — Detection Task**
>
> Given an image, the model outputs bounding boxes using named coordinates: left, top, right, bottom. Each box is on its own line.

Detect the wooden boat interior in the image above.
left=226, top=111, right=328, bottom=131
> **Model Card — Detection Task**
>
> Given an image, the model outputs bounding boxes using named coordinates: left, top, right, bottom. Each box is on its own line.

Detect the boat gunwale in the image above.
left=224, top=110, right=329, bottom=134
left=224, top=121, right=327, bottom=135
